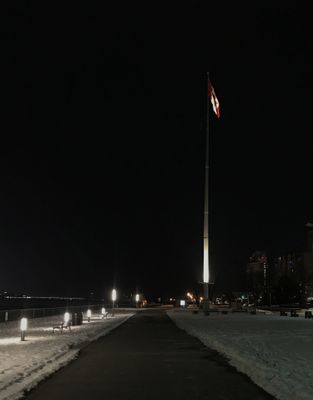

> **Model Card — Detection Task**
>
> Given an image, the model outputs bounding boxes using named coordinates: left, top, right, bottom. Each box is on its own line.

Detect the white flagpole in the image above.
left=203, top=72, right=210, bottom=300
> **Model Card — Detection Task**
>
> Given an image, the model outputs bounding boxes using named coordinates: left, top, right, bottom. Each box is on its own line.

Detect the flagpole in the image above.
left=203, top=71, right=210, bottom=300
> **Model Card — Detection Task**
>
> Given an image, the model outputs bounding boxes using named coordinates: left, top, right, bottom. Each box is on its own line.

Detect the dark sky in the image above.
left=1, top=3, right=312, bottom=299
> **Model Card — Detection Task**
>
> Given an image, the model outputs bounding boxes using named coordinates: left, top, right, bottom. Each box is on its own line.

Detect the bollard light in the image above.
left=20, top=317, right=28, bottom=341
left=112, top=289, right=117, bottom=316
left=87, top=309, right=91, bottom=322
left=100, top=307, right=106, bottom=319
left=64, top=312, right=70, bottom=324
left=135, top=294, right=140, bottom=302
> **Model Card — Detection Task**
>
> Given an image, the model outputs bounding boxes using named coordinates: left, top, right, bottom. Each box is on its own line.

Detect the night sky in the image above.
left=1, top=3, right=312, bottom=300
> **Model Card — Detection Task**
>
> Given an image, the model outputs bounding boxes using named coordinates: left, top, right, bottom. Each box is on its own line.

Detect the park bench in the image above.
left=53, top=320, right=72, bottom=333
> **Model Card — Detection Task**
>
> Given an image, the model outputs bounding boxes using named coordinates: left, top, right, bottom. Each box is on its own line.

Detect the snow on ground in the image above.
left=0, top=312, right=133, bottom=400
left=168, top=309, right=313, bottom=400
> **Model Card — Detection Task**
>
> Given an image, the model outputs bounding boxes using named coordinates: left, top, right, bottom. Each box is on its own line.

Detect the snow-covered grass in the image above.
left=168, top=309, right=313, bottom=400
left=0, top=312, right=133, bottom=400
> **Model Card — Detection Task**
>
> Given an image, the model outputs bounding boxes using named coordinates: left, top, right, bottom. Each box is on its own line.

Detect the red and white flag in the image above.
left=208, top=80, right=220, bottom=118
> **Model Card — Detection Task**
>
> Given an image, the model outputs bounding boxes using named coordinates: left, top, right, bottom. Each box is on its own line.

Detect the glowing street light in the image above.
left=186, top=292, right=194, bottom=300
left=101, top=307, right=107, bottom=319
left=135, top=293, right=140, bottom=307
left=20, top=317, right=28, bottom=341
left=112, top=289, right=117, bottom=316
left=64, top=312, right=70, bottom=324
left=87, top=309, right=92, bottom=322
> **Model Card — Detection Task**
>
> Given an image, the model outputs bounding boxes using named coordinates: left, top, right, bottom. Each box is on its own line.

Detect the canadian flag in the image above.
left=208, top=80, right=220, bottom=118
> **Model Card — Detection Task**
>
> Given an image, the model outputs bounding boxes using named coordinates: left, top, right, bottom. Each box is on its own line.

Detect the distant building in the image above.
left=272, top=253, right=303, bottom=284
left=246, top=228, right=313, bottom=305
left=246, top=251, right=269, bottom=304
left=304, top=227, right=313, bottom=298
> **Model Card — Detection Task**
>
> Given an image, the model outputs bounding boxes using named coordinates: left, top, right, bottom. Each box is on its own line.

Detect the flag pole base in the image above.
left=202, top=299, right=210, bottom=316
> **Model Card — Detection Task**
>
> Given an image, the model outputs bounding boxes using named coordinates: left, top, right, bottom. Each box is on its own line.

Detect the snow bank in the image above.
left=167, top=309, right=313, bottom=400
left=0, top=313, right=133, bottom=400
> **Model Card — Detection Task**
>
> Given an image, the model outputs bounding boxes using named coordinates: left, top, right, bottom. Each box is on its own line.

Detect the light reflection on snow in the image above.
left=0, top=337, right=22, bottom=345
left=0, top=336, right=48, bottom=346
left=0, top=313, right=133, bottom=400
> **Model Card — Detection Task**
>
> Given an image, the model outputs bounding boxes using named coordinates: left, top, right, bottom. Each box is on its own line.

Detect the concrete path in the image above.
left=26, top=310, right=274, bottom=400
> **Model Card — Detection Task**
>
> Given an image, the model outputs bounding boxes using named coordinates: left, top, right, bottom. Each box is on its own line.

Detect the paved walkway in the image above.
left=26, top=310, right=274, bottom=400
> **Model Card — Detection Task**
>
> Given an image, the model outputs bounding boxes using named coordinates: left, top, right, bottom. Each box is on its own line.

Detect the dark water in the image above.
left=0, top=298, right=110, bottom=323
left=0, top=297, right=94, bottom=311
left=0, top=297, right=134, bottom=323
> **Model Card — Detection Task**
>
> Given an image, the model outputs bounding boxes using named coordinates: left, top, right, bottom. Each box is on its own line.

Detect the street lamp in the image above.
left=112, top=289, right=117, bottom=316
left=135, top=293, right=139, bottom=307
left=64, top=312, right=70, bottom=324
left=20, top=318, right=27, bottom=341
left=87, top=309, right=91, bottom=322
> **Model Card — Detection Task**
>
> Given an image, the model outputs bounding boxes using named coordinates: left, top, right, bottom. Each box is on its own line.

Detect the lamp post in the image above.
left=87, top=309, right=91, bottom=322
left=112, top=289, right=117, bottom=316
left=203, top=73, right=211, bottom=304
left=20, top=318, right=27, bottom=341
left=64, top=312, right=70, bottom=324
left=135, top=293, right=139, bottom=307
